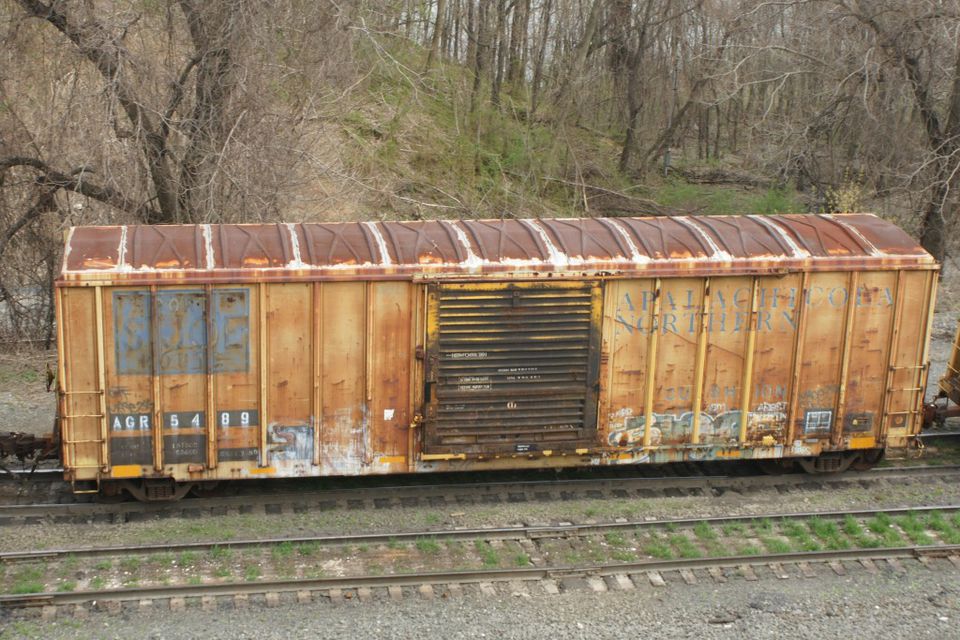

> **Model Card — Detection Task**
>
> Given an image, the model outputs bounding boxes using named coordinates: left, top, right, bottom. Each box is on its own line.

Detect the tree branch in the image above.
left=15, top=0, right=179, bottom=221
left=0, top=187, right=57, bottom=265
left=161, top=53, right=203, bottom=140
left=1, top=156, right=155, bottom=217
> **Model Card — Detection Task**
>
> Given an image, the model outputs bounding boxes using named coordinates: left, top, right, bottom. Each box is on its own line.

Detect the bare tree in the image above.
left=834, top=0, right=960, bottom=261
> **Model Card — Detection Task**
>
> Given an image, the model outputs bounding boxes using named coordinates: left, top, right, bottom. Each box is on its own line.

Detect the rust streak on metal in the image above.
left=738, top=279, right=760, bottom=445
left=785, top=272, right=810, bottom=446
left=642, top=279, right=662, bottom=450
left=880, top=272, right=906, bottom=442
left=312, top=282, right=322, bottom=468
left=258, top=282, right=268, bottom=468
left=690, top=279, right=711, bottom=445
left=149, top=284, right=162, bottom=472
left=833, top=272, right=859, bottom=447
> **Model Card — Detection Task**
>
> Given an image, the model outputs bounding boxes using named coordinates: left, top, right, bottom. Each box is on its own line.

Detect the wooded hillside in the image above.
left=1, top=0, right=959, bottom=345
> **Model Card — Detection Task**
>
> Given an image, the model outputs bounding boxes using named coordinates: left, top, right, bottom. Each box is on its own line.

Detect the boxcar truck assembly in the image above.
left=54, top=214, right=938, bottom=500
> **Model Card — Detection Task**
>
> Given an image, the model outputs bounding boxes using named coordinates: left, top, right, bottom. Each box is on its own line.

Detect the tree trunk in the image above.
left=466, top=0, right=477, bottom=72
left=552, top=0, right=604, bottom=121
left=619, top=105, right=642, bottom=173
left=506, top=0, right=530, bottom=91
left=425, top=0, right=446, bottom=71
left=529, top=0, right=553, bottom=116
left=921, top=172, right=948, bottom=263
left=178, top=1, right=235, bottom=221
left=469, top=1, right=488, bottom=114
left=490, top=0, right=508, bottom=109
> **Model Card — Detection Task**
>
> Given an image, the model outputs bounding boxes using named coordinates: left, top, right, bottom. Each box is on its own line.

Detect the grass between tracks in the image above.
left=2, top=510, right=960, bottom=596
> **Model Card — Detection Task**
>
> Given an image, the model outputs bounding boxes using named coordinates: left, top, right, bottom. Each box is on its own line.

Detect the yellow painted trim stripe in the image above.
left=110, top=465, right=142, bottom=478
left=249, top=466, right=276, bottom=475
left=421, top=453, right=466, bottom=461
left=378, top=455, right=406, bottom=464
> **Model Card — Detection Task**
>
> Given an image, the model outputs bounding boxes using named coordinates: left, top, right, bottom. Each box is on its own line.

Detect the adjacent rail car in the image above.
left=928, top=320, right=960, bottom=425
left=56, top=214, right=938, bottom=500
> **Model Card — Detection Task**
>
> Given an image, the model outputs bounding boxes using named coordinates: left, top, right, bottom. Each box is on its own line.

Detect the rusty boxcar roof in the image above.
left=58, top=213, right=936, bottom=284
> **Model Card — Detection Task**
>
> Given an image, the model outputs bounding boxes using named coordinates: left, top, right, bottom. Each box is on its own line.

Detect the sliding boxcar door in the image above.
left=423, top=281, right=602, bottom=455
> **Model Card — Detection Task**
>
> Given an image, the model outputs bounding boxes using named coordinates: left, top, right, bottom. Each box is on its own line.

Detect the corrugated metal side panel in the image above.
left=318, top=281, right=369, bottom=474
left=424, top=282, right=601, bottom=454
left=600, top=271, right=920, bottom=454
left=600, top=279, right=654, bottom=447
left=839, top=271, right=897, bottom=442
left=368, top=282, right=413, bottom=462
left=101, top=288, right=155, bottom=472
left=213, top=285, right=260, bottom=465
left=698, top=277, right=751, bottom=445
left=265, top=283, right=314, bottom=471
left=745, top=274, right=802, bottom=444
left=59, top=287, right=102, bottom=480
left=884, top=270, right=937, bottom=444
left=647, top=278, right=704, bottom=447
left=90, top=280, right=416, bottom=480
left=157, top=287, right=208, bottom=468
left=603, top=274, right=799, bottom=449
left=793, top=272, right=850, bottom=441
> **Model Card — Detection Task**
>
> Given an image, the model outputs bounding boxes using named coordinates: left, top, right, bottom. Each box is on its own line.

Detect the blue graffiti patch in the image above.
left=114, top=291, right=152, bottom=375
left=114, top=289, right=251, bottom=375
left=211, top=289, right=249, bottom=373
left=157, top=291, right=207, bottom=374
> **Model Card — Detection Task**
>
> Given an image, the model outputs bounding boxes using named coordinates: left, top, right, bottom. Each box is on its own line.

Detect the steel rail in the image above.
left=2, top=544, right=958, bottom=610
left=2, top=503, right=960, bottom=563
left=0, top=468, right=63, bottom=482
left=2, top=464, right=960, bottom=524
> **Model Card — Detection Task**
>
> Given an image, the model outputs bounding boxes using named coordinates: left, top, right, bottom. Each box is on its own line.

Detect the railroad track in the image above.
left=2, top=507, right=959, bottom=618
left=2, top=503, right=958, bottom=563
left=5, top=546, right=960, bottom=618
left=2, top=464, right=960, bottom=527
left=918, top=430, right=960, bottom=440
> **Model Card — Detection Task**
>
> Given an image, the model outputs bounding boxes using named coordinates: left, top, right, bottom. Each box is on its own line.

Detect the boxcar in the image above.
left=55, top=214, right=937, bottom=500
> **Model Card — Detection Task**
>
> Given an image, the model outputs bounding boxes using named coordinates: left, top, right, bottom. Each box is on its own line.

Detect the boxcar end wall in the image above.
left=55, top=215, right=938, bottom=488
